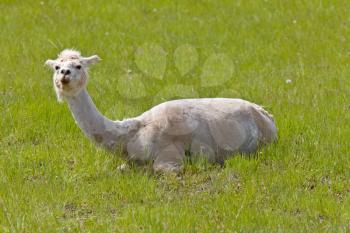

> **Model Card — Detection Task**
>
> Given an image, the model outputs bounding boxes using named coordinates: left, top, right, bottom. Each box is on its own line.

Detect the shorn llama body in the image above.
left=45, top=49, right=277, bottom=172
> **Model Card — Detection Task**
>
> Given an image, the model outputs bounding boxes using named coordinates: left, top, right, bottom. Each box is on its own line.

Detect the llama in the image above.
left=45, top=49, right=277, bottom=173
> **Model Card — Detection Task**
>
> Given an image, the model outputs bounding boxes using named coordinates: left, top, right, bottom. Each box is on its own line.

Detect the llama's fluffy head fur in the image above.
left=45, top=49, right=100, bottom=102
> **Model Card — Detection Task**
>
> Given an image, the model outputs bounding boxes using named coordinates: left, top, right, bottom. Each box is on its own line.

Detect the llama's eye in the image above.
left=76, top=65, right=81, bottom=70
left=55, top=66, right=60, bottom=70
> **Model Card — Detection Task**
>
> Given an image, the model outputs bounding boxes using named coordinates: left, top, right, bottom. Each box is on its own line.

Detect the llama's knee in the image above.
left=153, top=161, right=182, bottom=173
left=153, top=143, right=184, bottom=173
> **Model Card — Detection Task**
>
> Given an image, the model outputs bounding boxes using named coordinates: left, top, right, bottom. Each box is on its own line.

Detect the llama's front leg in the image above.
left=117, top=163, right=129, bottom=171
left=153, top=143, right=185, bottom=173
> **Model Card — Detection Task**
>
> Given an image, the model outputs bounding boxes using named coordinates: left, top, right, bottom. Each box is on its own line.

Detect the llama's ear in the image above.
left=81, top=55, right=101, bottom=66
left=45, top=59, right=56, bottom=69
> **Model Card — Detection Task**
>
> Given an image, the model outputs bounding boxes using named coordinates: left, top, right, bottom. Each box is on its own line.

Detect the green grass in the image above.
left=1, top=0, right=350, bottom=232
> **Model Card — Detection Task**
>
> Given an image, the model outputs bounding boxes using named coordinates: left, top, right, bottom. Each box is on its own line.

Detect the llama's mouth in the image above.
left=55, top=80, right=71, bottom=90
left=61, top=76, right=70, bottom=85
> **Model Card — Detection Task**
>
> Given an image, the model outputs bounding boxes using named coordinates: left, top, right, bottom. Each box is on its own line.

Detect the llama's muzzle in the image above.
left=61, top=76, right=70, bottom=84
left=60, top=69, right=71, bottom=75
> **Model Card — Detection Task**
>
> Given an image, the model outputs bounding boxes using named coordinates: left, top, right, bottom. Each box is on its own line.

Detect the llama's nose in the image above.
left=60, top=69, right=71, bottom=75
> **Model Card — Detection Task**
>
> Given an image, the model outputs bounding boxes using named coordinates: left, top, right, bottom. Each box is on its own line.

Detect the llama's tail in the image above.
left=252, top=103, right=275, bottom=123
left=249, top=104, right=277, bottom=144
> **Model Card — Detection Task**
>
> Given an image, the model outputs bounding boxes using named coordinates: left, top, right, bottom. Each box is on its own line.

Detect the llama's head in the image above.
left=45, top=49, right=100, bottom=101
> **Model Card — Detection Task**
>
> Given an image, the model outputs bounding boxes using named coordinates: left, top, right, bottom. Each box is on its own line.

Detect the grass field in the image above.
left=1, top=0, right=350, bottom=232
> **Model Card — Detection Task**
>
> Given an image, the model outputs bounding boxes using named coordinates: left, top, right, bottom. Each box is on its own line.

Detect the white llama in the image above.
left=45, top=49, right=277, bottom=172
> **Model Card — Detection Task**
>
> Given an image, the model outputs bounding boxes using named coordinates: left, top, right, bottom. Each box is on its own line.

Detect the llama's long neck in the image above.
left=66, top=89, right=138, bottom=151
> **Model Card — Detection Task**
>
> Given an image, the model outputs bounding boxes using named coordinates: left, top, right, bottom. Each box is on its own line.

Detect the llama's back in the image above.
left=138, top=98, right=277, bottom=150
